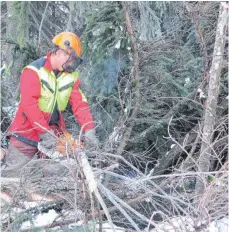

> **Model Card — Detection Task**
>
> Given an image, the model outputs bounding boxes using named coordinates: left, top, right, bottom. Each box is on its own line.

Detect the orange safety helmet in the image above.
left=52, top=32, right=82, bottom=57
left=52, top=32, right=84, bottom=72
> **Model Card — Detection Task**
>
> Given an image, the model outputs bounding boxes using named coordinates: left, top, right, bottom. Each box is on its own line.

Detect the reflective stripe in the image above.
left=79, top=88, right=88, bottom=103
left=58, top=81, right=74, bottom=91
left=41, top=79, right=54, bottom=93
left=24, top=64, right=79, bottom=112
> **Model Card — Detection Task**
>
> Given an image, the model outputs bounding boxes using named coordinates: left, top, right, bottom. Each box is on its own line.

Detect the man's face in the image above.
left=55, top=49, right=71, bottom=71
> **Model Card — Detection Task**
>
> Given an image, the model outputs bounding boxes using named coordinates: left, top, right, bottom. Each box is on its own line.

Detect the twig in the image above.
left=34, top=122, right=58, bottom=139
left=20, top=177, right=169, bottom=231
left=99, top=184, right=141, bottom=232
left=79, top=151, right=115, bottom=231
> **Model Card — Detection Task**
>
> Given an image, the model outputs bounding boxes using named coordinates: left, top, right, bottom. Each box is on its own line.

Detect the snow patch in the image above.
left=184, top=77, right=191, bottom=87
left=20, top=209, right=59, bottom=230
left=95, top=222, right=125, bottom=232
left=217, top=218, right=229, bottom=232
left=115, top=40, right=121, bottom=49
left=146, top=217, right=229, bottom=232
left=68, top=220, right=85, bottom=229
left=215, top=63, right=219, bottom=69
left=2, top=102, right=19, bottom=119
left=23, top=201, right=39, bottom=209
left=216, top=52, right=222, bottom=56
left=197, top=88, right=206, bottom=99
left=1, top=63, right=6, bottom=70
left=148, top=216, right=195, bottom=232
left=170, top=144, right=176, bottom=149
left=92, top=28, right=102, bottom=37
left=114, top=134, right=119, bottom=143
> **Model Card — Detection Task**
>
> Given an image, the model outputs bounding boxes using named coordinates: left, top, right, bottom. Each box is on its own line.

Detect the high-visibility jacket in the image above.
left=8, top=53, right=95, bottom=142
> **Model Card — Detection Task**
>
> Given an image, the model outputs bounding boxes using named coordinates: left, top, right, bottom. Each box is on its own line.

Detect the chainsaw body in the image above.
left=56, top=132, right=84, bottom=156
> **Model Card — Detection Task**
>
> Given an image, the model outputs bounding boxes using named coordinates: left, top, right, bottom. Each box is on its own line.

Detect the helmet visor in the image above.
left=59, top=41, right=84, bottom=72
left=62, top=54, right=83, bottom=73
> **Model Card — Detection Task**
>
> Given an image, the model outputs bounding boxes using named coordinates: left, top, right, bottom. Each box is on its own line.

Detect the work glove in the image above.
left=84, top=130, right=100, bottom=149
left=38, top=130, right=61, bottom=159
left=39, top=130, right=57, bottom=150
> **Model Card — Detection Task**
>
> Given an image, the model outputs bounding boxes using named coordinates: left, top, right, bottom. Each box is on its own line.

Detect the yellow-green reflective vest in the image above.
left=24, top=57, right=79, bottom=113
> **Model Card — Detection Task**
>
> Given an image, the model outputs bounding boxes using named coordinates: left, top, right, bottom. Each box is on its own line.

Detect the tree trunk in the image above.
left=117, top=2, right=140, bottom=156
left=195, top=2, right=228, bottom=196
left=4, top=2, right=17, bottom=66
left=66, top=1, right=74, bottom=31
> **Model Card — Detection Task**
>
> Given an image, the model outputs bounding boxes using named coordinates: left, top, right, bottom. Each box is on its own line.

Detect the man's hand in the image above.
left=84, top=130, right=100, bottom=148
left=38, top=130, right=60, bottom=159
left=39, top=130, right=57, bottom=150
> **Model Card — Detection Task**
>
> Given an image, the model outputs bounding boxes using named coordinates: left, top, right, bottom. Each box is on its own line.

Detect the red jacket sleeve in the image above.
left=69, top=79, right=95, bottom=132
left=20, top=68, right=51, bottom=134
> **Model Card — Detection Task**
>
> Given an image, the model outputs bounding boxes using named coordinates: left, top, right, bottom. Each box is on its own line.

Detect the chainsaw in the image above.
left=38, top=131, right=84, bottom=159
left=56, top=131, right=84, bottom=153
left=0, top=131, right=84, bottom=163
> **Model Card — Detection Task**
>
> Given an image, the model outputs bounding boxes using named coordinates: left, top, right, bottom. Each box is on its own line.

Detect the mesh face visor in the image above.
left=62, top=53, right=83, bottom=73
left=61, top=40, right=84, bottom=73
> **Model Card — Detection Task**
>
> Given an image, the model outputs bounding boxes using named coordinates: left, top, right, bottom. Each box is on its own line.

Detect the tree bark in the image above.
left=38, top=2, right=49, bottom=47
left=195, top=2, right=228, bottom=196
left=66, top=1, right=74, bottom=31
left=4, top=2, right=17, bottom=66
